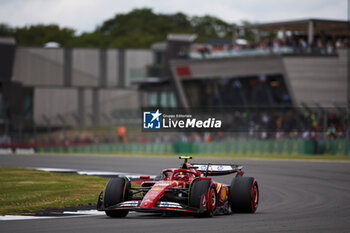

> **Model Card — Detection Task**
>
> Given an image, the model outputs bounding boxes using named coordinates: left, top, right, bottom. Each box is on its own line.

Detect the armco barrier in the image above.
left=36, top=139, right=349, bottom=156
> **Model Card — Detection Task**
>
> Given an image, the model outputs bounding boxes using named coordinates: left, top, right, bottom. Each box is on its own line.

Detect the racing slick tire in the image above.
left=189, top=179, right=217, bottom=217
left=229, top=176, right=259, bottom=213
left=104, top=177, right=131, bottom=218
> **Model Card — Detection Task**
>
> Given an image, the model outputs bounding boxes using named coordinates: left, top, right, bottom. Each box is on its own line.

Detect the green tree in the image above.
left=2, top=8, right=246, bottom=48
left=95, top=8, right=193, bottom=48
left=0, top=24, right=14, bottom=37
left=239, top=21, right=256, bottom=43
left=190, top=15, right=233, bottom=42
left=67, top=32, right=106, bottom=47
left=14, top=24, right=75, bottom=46
left=238, top=20, right=277, bottom=43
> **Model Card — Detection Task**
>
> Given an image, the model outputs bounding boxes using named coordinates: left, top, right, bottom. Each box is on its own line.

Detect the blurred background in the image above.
left=0, top=0, right=349, bottom=156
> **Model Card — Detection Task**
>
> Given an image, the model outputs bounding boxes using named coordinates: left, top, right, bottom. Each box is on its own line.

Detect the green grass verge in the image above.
left=37, top=152, right=350, bottom=161
left=0, top=167, right=109, bottom=215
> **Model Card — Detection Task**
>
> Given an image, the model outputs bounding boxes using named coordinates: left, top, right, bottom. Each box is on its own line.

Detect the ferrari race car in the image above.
left=97, top=156, right=259, bottom=217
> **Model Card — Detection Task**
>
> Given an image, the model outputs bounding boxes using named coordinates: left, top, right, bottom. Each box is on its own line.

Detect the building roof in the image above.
left=167, top=34, right=197, bottom=42
left=241, top=18, right=350, bottom=36
left=151, top=42, right=167, bottom=51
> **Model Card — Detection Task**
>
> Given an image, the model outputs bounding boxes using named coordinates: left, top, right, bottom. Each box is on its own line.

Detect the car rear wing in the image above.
left=191, top=164, right=243, bottom=176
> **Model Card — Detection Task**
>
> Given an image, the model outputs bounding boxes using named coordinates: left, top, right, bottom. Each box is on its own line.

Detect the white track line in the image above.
left=33, top=167, right=156, bottom=179
left=62, top=210, right=106, bottom=215
left=0, top=216, right=57, bottom=221
left=35, top=168, right=78, bottom=173
left=1, top=210, right=104, bottom=221
left=0, top=211, right=136, bottom=221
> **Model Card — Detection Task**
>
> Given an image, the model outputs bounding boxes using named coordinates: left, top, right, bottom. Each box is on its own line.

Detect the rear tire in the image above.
left=189, top=179, right=217, bottom=217
left=229, top=176, right=259, bottom=213
left=104, top=177, right=130, bottom=218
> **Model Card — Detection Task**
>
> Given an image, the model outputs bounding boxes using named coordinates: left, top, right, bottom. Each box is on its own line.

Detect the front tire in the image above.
left=229, top=176, right=259, bottom=213
left=104, top=177, right=130, bottom=218
left=189, top=179, right=217, bottom=217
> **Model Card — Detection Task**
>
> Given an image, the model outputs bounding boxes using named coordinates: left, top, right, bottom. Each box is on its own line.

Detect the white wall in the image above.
left=283, top=49, right=347, bottom=107
left=34, top=88, right=78, bottom=126
left=13, top=48, right=64, bottom=86
left=125, top=49, right=153, bottom=86
left=72, top=48, right=99, bottom=87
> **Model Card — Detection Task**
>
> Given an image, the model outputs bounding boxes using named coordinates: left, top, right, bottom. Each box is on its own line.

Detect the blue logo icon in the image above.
left=217, top=165, right=223, bottom=171
left=162, top=202, right=169, bottom=207
left=143, top=109, right=162, bottom=129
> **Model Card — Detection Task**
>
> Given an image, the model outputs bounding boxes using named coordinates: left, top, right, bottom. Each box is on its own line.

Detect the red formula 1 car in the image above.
left=97, top=156, right=259, bottom=217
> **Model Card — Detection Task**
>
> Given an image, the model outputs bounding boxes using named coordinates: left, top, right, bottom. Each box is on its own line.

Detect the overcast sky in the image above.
left=0, top=0, right=348, bottom=33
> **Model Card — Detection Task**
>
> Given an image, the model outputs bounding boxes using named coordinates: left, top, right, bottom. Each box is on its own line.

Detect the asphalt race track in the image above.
left=1, top=154, right=350, bottom=233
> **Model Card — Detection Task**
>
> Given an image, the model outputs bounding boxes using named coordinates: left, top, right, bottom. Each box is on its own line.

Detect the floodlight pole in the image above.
left=307, top=20, right=314, bottom=53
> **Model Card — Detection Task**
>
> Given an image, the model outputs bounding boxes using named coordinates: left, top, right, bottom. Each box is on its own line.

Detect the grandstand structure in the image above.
left=166, top=19, right=349, bottom=109
left=0, top=18, right=349, bottom=143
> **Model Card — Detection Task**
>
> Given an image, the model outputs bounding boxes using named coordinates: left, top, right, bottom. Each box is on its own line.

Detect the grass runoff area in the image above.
left=0, top=167, right=109, bottom=215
